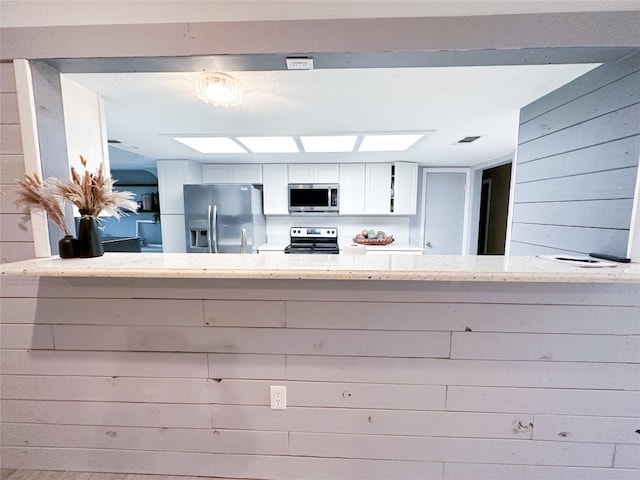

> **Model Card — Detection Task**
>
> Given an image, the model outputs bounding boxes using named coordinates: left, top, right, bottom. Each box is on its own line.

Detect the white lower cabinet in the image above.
left=263, top=164, right=289, bottom=215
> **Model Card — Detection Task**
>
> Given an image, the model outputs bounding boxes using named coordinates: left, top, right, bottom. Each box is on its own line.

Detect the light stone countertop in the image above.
left=2, top=253, right=640, bottom=283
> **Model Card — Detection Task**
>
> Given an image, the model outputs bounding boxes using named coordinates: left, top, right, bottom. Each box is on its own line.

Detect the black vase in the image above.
left=77, top=217, right=104, bottom=258
left=58, top=235, right=78, bottom=258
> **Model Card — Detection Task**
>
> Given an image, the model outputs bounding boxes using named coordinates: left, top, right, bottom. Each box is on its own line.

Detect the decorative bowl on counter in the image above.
left=353, top=230, right=394, bottom=245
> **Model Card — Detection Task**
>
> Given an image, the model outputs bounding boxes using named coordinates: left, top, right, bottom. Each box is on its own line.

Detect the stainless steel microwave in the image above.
left=288, top=184, right=339, bottom=213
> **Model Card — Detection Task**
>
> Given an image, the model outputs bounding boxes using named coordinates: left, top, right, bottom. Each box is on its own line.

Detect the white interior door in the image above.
left=422, top=170, right=468, bottom=255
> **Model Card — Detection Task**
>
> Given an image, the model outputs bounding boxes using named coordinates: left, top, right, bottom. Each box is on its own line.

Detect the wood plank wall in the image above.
left=0, top=62, right=34, bottom=263
left=1, top=276, right=639, bottom=480
left=510, top=51, right=640, bottom=256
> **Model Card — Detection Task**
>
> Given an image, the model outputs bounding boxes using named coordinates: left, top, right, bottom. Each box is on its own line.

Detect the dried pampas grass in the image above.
left=15, top=156, right=138, bottom=233
left=49, top=155, right=138, bottom=218
left=15, top=172, right=71, bottom=236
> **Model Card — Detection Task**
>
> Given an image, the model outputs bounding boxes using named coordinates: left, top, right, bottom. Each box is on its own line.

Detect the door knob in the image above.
left=425, top=241, right=433, bottom=248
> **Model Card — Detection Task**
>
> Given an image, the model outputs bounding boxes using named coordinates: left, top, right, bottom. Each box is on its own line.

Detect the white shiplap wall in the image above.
left=510, top=51, right=640, bottom=257
left=1, top=275, right=639, bottom=479
left=0, top=62, right=34, bottom=263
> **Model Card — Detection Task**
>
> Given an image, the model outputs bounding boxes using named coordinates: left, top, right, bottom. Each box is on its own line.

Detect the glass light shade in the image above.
left=195, top=72, right=243, bottom=107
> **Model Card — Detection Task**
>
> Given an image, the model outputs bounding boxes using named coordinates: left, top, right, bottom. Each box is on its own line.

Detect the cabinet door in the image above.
left=160, top=214, right=186, bottom=252
left=314, top=164, right=340, bottom=183
left=288, top=164, right=339, bottom=183
left=157, top=160, right=201, bottom=214
left=339, top=164, right=365, bottom=215
left=232, top=164, right=263, bottom=184
left=202, top=164, right=263, bottom=184
left=263, top=164, right=289, bottom=215
left=365, top=163, right=392, bottom=214
left=202, top=165, right=233, bottom=183
left=288, top=164, right=315, bottom=183
left=393, top=161, right=418, bottom=214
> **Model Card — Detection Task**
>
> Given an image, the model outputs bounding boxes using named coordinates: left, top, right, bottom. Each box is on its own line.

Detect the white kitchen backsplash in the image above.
left=266, top=216, right=411, bottom=244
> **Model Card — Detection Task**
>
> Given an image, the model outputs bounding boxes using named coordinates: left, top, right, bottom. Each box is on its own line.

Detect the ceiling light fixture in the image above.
left=236, top=136, right=299, bottom=153
left=359, top=134, right=424, bottom=152
left=173, top=137, right=247, bottom=154
left=195, top=72, right=243, bottom=107
left=300, top=135, right=357, bottom=153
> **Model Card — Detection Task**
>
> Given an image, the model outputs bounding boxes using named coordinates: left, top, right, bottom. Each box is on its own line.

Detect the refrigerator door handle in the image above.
left=207, top=205, right=213, bottom=253
left=212, top=204, right=218, bottom=253
left=240, top=228, right=247, bottom=254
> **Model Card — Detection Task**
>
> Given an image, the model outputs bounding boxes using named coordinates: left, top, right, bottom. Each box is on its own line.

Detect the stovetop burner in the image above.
left=284, top=227, right=339, bottom=254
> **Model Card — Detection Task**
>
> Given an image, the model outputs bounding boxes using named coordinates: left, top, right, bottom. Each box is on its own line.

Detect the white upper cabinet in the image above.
left=365, top=163, right=393, bottom=214
left=288, top=163, right=339, bottom=184
left=193, top=161, right=416, bottom=216
left=339, top=163, right=366, bottom=215
left=263, top=164, right=289, bottom=215
left=157, top=160, right=202, bottom=215
left=202, top=164, right=263, bottom=184
left=364, top=162, right=418, bottom=215
left=392, top=161, right=419, bottom=215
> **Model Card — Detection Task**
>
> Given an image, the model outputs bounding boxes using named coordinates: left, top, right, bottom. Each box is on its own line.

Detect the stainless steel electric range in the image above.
left=284, top=227, right=339, bottom=254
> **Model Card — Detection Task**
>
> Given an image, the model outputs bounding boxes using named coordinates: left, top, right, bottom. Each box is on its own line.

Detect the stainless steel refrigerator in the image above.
left=183, top=184, right=266, bottom=253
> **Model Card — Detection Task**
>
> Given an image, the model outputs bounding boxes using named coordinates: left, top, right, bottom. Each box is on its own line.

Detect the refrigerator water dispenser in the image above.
left=188, top=219, right=209, bottom=249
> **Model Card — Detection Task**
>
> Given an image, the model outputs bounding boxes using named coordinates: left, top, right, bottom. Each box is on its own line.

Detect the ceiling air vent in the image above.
left=458, top=136, right=481, bottom=143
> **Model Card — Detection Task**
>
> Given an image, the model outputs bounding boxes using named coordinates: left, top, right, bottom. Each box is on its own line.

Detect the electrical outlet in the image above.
left=270, top=385, right=287, bottom=410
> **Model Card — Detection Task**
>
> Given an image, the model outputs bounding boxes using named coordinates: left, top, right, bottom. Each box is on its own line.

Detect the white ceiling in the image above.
left=66, top=63, right=598, bottom=169
left=4, top=0, right=631, bottom=170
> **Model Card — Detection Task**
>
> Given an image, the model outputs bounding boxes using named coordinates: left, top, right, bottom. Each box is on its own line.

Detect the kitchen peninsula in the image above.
left=1, top=254, right=639, bottom=479
left=1, top=252, right=640, bottom=282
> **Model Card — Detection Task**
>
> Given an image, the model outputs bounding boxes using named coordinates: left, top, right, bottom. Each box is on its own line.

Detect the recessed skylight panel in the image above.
left=173, top=137, right=247, bottom=153
left=300, top=135, right=357, bottom=152
left=236, top=136, right=299, bottom=153
left=359, top=134, right=423, bottom=152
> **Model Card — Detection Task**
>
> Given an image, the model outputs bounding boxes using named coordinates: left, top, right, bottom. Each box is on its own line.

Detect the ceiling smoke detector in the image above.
left=457, top=136, right=482, bottom=143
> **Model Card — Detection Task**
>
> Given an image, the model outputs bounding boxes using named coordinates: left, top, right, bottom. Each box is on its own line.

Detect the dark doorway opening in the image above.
left=477, top=162, right=512, bottom=255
